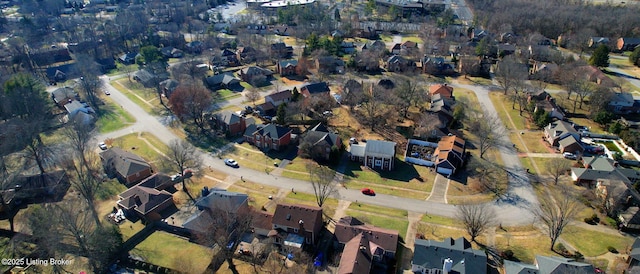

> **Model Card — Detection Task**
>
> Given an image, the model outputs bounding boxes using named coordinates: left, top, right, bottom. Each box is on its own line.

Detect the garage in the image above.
left=436, top=166, right=453, bottom=176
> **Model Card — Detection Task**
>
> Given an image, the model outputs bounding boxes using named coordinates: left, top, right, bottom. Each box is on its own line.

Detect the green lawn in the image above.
left=346, top=209, right=409, bottom=239
left=283, top=192, right=339, bottom=218
left=95, top=101, right=136, bottom=133
left=489, top=92, right=528, bottom=130
left=344, top=180, right=428, bottom=200
left=130, top=231, right=213, bottom=273
left=402, top=36, right=422, bottom=43
left=280, top=170, right=310, bottom=181
left=420, top=214, right=462, bottom=227
left=112, top=133, right=169, bottom=164
left=343, top=160, right=435, bottom=193
left=601, top=141, right=622, bottom=153
left=561, top=225, right=632, bottom=257
left=495, top=233, right=556, bottom=264
left=510, top=131, right=550, bottom=154
left=217, top=89, right=242, bottom=100
left=96, top=179, right=128, bottom=200
left=110, top=80, right=159, bottom=114
left=119, top=221, right=146, bottom=241
left=347, top=202, right=408, bottom=218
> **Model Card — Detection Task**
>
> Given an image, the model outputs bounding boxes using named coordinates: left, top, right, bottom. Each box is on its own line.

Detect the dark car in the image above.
left=361, top=188, right=375, bottom=196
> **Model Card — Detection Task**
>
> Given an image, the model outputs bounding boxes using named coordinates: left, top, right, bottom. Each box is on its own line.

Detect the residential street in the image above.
left=96, top=75, right=539, bottom=226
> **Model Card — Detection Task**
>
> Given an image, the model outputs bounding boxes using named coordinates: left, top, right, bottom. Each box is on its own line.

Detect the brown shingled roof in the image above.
left=272, top=203, right=323, bottom=231
left=338, top=233, right=372, bottom=274
left=335, top=216, right=399, bottom=253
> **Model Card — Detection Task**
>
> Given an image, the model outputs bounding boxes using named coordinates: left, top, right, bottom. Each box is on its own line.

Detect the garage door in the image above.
left=436, top=167, right=453, bottom=176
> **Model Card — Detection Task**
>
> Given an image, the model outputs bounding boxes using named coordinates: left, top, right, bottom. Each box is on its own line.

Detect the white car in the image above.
left=104, top=89, right=111, bottom=95
left=224, top=158, right=239, bottom=167
left=98, top=142, right=108, bottom=150
left=563, top=152, right=577, bottom=160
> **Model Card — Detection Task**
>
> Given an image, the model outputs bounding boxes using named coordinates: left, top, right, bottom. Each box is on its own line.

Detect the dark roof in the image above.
left=257, top=124, right=292, bottom=139
left=241, top=66, right=273, bottom=76
left=338, top=233, right=372, bottom=274
left=137, top=173, right=172, bottom=190
left=195, top=188, right=248, bottom=213
left=51, top=87, right=77, bottom=104
left=251, top=209, right=274, bottom=231
left=334, top=216, right=399, bottom=253
left=118, top=186, right=173, bottom=215
left=378, top=79, right=395, bottom=89
left=302, top=82, right=330, bottom=94
left=133, top=69, right=156, bottom=84
left=206, top=72, right=240, bottom=86
left=535, top=255, right=594, bottom=273
left=310, top=123, right=329, bottom=133
left=413, top=237, right=487, bottom=274
left=119, top=52, right=138, bottom=62
left=100, top=147, right=151, bottom=178
left=272, top=203, right=322, bottom=230
left=305, top=131, right=339, bottom=148
left=279, top=59, right=298, bottom=68
left=217, top=111, right=243, bottom=125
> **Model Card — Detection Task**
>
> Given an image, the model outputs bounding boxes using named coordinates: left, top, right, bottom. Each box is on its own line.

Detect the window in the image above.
left=375, top=159, right=382, bottom=167
left=293, top=228, right=298, bottom=233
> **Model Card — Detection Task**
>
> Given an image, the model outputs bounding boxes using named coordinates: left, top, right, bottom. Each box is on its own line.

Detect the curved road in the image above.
left=98, top=75, right=538, bottom=225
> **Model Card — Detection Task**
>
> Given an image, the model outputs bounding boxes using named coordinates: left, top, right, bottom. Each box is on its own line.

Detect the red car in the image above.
left=361, top=188, right=375, bottom=196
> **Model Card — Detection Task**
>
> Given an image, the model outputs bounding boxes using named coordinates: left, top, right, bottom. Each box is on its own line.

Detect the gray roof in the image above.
left=206, top=72, right=240, bottom=86
left=413, top=237, right=487, bottom=274
left=503, top=260, right=539, bottom=274
left=558, top=135, right=583, bottom=151
left=245, top=124, right=292, bottom=139
left=118, top=186, right=172, bottom=215
left=195, top=188, right=248, bottom=213
left=100, top=147, right=151, bottom=179
left=279, top=59, right=298, bottom=68
left=305, top=131, right=339, bottom=147
left=217, top=111, right=242, bottom=125
left=51, top=87, right=77, bottom=104
left=535, top=255, right=594, bottom=273
left=241, top=66, right=273, bottom=76
left=546, top=120, right=578, bottom=136
left=265, top=90, right=292, bottom=102
left=365, top=140, right=396, bottom=157
left=582, top=156, right=615, bottom=171
left=349, top=144, right=366, bottom=158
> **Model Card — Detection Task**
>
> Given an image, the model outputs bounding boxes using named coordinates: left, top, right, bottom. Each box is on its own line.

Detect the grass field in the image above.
left=96, top=100, right=137, bottom=133
left=489, top=91, right=528, bottom=130
left=283, top=191, right=339, bottom=218
left=348, top=202, right=408, bottom=218
left=130, top=231, right=213, bottom=273
left=510, top=131, right=550, bottom=154
left=112, top=132, right=169, bottom=164
left=561, top=225, right=632, bottom=257
left=346, top=209, right=409, bottom=239
left=495, top=232, right=555, bottom=263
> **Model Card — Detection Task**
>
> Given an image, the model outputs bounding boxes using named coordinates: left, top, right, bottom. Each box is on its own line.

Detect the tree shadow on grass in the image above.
left=341, top=159, right=420, bottom=182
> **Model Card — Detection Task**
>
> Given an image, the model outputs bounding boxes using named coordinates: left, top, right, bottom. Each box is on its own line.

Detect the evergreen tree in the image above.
left=334, top=8, right=341, bottom=21
left=276, top=103, right=287, bottom=125
left=630, top=46, right=640, bottom=67
left=292, top=87, right=300, bottom=102
left=589, top=44, right=609, bottom=68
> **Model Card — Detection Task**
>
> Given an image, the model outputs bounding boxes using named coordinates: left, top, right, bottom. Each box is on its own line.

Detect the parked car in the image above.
left=104, top=89, right=111, bottom=95
left=361, top=188, right=375, bottom=196
left=170, top=173, right=182, bottom=182
left=224, top=158, right=239, bottom=167
left=563, top=152, right=577, bottom=160
left=98, top=142, right=108, bottom=150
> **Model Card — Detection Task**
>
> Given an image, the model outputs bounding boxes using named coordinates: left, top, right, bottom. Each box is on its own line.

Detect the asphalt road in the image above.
left=96, top=74, right=539, bottom=225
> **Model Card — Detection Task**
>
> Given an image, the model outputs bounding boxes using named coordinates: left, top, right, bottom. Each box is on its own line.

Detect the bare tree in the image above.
left=168, top=84, right=213, bottom=134
left=197, top=207, right=254, bottom=274
left=533, top=185, right=582, bottom=251
left=76, top=55, right=103, bottom=113
left=456, top=202, right=496, bottom=242
left=167, top=139, right=202, bottom=203
left=245, top=88, right=261, bottom=107
left=394, top=79, right=426, bottom=118
left=358, top=84, right=390, bottom=131
left=546, top=158, right=571, bottom=185
left=495, top=55, right=528, bottom=96
left=467, top=111, right=504, bottom=159
left=306, top=163, right=338, bottom=208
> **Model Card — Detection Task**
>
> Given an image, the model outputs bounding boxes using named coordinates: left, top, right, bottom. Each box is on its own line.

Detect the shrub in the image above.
left=555, top=243, right=567, bottom=253
left=607, top=246, right=618, bottom=253
left=503, top=249, right=515, bottom=259
left=572, top=251, right=584, bottom=261
left=605, top=217, right=618, bottom=227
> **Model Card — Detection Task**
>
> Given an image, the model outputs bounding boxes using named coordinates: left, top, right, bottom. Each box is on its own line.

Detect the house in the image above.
left=349, top=140, right=396, bottom=171
left=385, top=55, right=414, bottom=72
left=421, top=56, right=454, bottom=76
left=277, top=59, right=298, bottom=76
left=503, top=260, right=539, bottom=274
left=96, top=58, right=117, bottom=73
left=183, top=188, right=249, bottom=233
left=628, top=238, right=640, bottom=272
left=534, top=255, right=595, bottom=273
left=100, top=147, right=153, bottom=185
left=341, top=41, right=356, bottom=54
left=498, top=43, right=517, bottom=56
left=576, top=65, right=617, bottom=87
left=244, top=123, right=293, bottom=151
left=214, top=111, right=246, bottom=136
left=315, top=56, right=345, bottom=74
left=543, top=120, right=580, bottom=147
left=205, top=73, right=241, bottom=90
left=0, top=170, right=70, bottom=211
left=362, top=40, right=386, bottom=52
left=429, top=84, right=454, bottom=99
left=557, top=135, right=584, bottom=154
left=159, top=79, right=179, bottom=98
left=185, top=41, right=203, bottom=53
left=133, top=69, right=168, bottom=88
left=434, top=135, right=466, bottom=176
left=119, top=52, right=138, bottom=64
left=390, top=43, right=401, bottom=55
left=117, top=182, right=173, bottom=221
left=529, top=92, right=565, bottom=120
left=251, top=210, right=275, bottom=237
left=338, top=233, right=372, bottom=274
left=589, top=37, right=610, bottom=48
left=236, top=46, right=257, bottom=63
left=64, top=100, right=96, bottom=126
left=616, top=37, right=640, bottom=51
left=271, top=203, right=323, bottom=246
left=572, top=156, right=637, bottom=182
left=221, top=48, right=240, bottom=67
left=30, top=48, right=72, bottom=67
left=270, top=42, right=294, bottom=58
left=334, top=216, right=398, bottom=261
left=300, top=82, right=330, bottom=98
left=301, top=123, right=342, bottom=161
left=46, top=63, right=77, bottom=83
left=609, top=92, right=638, bottom=114
left=458, top=56, right=491, bottom=77
left=239, top=66, right=273, bottom=86
left=401, top=41, right=418, bottom=55
left=621, top=206, right=640, bottom=230
left=51, top=87, right=78, bottom=107
left=265, top=90, right=292, bottom=107
left=160, top=46, right=183, bottom=58
left=412, top=237, right=487, bottom=274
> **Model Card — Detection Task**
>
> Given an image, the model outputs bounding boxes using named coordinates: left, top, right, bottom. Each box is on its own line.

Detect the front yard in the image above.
left=130, top=231, right=214, bottom=273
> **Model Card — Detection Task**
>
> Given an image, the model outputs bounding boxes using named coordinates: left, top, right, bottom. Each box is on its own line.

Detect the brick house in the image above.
left=100, top=147, right=153, bottom=185
left=277, top=59, right=298, bottom=76
left=271, top=203, right=323, bottom=246
left=244, top=124, right=292, bottom=151
left=429, top=84, right=454, bottom=99
left=215, top=111, right=246, bottom=136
